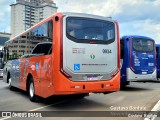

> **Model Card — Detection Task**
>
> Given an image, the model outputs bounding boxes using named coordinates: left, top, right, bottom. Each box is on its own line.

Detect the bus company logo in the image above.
left=90, top=54, right=95, bottom=59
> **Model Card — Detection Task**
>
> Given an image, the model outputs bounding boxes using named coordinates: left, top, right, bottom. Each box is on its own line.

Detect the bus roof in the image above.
left=121, top=35, right=155, bottom=41
left=156, top=44, right=160, bottom=47
left=63, top=12, right=114, bottom=21
left=6, top=12, right=116, bottom=44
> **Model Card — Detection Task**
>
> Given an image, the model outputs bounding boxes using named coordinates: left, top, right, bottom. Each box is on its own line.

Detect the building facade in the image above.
left=11, top=0, right=57, bottom=38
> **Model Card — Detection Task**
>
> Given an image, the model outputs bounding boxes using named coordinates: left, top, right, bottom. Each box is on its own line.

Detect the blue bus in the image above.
left=120, top=35, right=157, bottom=86
left=156, top=44, right=160, bottom=79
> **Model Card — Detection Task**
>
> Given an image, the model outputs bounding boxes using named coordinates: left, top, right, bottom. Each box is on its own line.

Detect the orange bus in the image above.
left=3, top=12, right=120, bottom=102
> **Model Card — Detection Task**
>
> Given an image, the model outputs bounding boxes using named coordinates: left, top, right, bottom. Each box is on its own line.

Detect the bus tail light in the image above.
left=111, top=22, right=120, bottom=78
left=115, top=21, right=120, bottom=69
left=154, top=43, right=156, bottom=72
left=129, top=37, right=136, bottom=72
left=111, top=69, right=119, bottom=77
left=130, top=67, right=135, bottom=72
left=152, top=68, right=156, bottom=72
left=61, top=68, right=72, bottom=78
left=60, top=16, right=72, bottom=79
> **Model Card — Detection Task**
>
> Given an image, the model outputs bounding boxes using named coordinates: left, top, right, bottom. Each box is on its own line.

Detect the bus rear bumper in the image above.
left=126, top=68, right=157, bottom=81
left=53, top=72, right=120, bottom=95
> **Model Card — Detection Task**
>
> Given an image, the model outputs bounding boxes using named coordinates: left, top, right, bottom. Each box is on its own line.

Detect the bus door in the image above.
left=10, top=59, right=20, bottom=87
left=32, top=43, right=53, bottom=98
left=156, top=45, right=160, bottom=78
left=120, top=39, right=126, bottom=82
left=19, top=58, right=26, bottom=89
left=131, top=38, right=155, bottom=75
left=19, top=55, right=31, bottom=90
left=40, top=46, right=53, bottom=98
left=120, top=39, right=124, bottom=69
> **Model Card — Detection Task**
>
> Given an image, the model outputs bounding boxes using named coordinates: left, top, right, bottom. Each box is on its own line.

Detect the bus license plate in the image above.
left=87, top=76, right=98, bottom=80
left=142, top=72, right=147, bottom=75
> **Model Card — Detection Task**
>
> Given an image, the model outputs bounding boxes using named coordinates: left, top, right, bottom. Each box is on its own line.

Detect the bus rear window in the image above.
left=66, top=17, right=115, bottom=44
left=132, top=39, right=154, bottom=52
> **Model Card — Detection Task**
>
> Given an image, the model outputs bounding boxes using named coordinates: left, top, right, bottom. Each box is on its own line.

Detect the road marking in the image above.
left=144, top=100, right=160, bottom=120
left=0, top=117, right=10, bottom=120
left=0, top=99, right=70, bottom=120
left=151, top=100, right=160, bottom=111
left=29, top=99, right=70, bottom=111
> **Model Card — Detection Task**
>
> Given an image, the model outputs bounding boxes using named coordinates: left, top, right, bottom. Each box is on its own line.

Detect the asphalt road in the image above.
left=0, top=78, right=160, bottom=120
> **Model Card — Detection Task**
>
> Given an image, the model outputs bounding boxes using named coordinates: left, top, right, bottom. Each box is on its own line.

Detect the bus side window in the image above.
left=41, top=44, right=52, bottom=55
left=120, top=39, right=124, bottom=59
left=32, top=43, right=52, bottom=55
left=47, top=20, right=53, bottom=55
left=48, top=47, right=52, bottom=55
left=156, top=47, right=159, bottom=58
left=48, top=20, right=53, bottom=41
left=32, top=44, right=41, bottom=54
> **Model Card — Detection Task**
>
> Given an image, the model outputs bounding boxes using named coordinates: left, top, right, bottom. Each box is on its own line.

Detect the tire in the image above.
left=8, top=78, right=13, bottom=90
left=28, top=78, right=37, bottom=102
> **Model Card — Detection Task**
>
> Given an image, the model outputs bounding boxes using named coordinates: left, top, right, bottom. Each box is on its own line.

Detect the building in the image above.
left=10, top=0, right=57, bottom=38
left=0, top=32, right=11, bottom=46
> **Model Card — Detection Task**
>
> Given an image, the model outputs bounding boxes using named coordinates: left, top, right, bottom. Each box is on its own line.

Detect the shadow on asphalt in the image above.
left=120, top=81, right=160, bottom=91
left=147, top=81, right=160, bottom=83
left=120, top=86, right=151, bottom=91
left=3, top=85, right=106, bottom=109
left=4, top=86, right=28, bottom=97
left=42, top=96, right=108, bottom=111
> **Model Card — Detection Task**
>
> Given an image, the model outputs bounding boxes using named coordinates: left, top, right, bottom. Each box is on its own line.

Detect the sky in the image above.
left=0, top=0, right=160, bottom=43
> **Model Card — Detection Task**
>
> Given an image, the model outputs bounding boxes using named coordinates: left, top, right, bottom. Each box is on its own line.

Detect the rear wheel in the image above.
left=28, top=78, right=37, bottom=102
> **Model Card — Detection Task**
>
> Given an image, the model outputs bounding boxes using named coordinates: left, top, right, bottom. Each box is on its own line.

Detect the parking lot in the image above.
left=0, top=79, right=160, bottom=120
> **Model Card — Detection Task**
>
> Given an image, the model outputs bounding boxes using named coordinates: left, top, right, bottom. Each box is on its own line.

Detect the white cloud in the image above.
left=55, top=0, right=122, bottom=16
left=0, top=0, right=160, bottom=42
left=0, top=0, right=15, bottom=32
left=55, top=0, right=160, bottom=21
left=120, top=19, right=160, bottom=43
left=54, top=0, right=160, bottom=41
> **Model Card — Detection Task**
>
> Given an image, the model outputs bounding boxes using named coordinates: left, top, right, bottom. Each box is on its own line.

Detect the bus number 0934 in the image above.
left=102, top=49, right=112, bottom=54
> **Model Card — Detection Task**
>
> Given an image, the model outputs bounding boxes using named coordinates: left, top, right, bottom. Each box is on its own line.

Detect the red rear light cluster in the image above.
left=60, top=16, right=72, bottom=79
left=115, top=21, right=120, bottom=70
left=111, top=21, right=120, bottom=77
left=129, top=37, right=136, bottom=72
left=111, top=70, right=119, bottom=77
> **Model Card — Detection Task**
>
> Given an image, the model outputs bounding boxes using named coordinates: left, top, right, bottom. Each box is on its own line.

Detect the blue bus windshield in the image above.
left=132, top=38, right=154, bottom=52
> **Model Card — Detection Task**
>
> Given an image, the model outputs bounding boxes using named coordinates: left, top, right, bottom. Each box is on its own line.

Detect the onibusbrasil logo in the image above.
left=90, top=54, right=95, bottom=59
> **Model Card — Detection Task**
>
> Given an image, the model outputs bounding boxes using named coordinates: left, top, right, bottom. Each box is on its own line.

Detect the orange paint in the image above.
left=14, top=13, right=120, bottom=98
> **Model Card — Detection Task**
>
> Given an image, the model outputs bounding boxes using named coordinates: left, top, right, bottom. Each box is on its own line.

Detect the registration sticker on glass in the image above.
left=87, top=76, right=98, bottom=81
